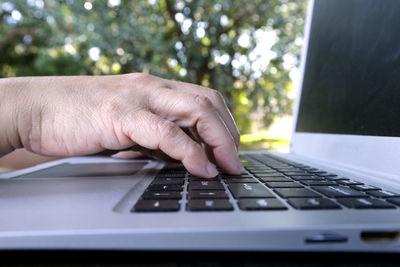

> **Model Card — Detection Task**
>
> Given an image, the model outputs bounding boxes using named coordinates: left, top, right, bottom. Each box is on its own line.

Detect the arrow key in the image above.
left=288, top=198, right=341, bottom=210
left=238, top=198, right=288, bottom=211
left=132, top=200, right=180, bottom=212
left=187, top=199, right=233, bottom=211
left=188, top=191, right=229, bottom=199
left=141, top=191, right=182, bottom=200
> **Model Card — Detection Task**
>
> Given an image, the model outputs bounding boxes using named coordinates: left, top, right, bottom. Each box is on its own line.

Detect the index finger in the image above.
left=148, top=89, right=243, bottom=175
left=166, top=80, right=241, bottom=149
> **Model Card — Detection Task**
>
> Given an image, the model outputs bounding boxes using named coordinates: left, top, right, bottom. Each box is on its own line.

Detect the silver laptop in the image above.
left=1, top=0, right=399, bottom=252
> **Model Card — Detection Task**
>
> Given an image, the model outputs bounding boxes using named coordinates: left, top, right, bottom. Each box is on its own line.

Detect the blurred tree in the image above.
left=0, top=0, right=306, bottom=134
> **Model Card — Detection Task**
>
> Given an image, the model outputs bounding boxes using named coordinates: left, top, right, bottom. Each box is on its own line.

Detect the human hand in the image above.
left=0, top=74, right=242, bottom=178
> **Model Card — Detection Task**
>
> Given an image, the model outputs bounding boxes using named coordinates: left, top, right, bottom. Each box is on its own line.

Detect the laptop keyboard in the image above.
left=132, top=154, right=400, bottom=212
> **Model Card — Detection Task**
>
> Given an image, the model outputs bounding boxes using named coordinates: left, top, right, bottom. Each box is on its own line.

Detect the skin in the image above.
left=0, top=73, right=243, bottom=178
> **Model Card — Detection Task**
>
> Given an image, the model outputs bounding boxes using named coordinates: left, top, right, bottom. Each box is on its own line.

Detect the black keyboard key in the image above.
left=158, top=169, right=186, bottom=174
left=188, top=191, right=229, bottom=199
left=254, top=175, right=289, bottom=180
left=301, top=180, right=337, bottom=186
left=312, top=186, right=366, bottom=198
left=223, top=174, right=252, bottom=178
left=295, top=164, right=309, bottom=169
left=141, top=191, right=182, bottom=200
left=224, top=178, right=257, bottom=183
left=249, top=167, right=275, bottom=171
left=309, top=171, right=328, bottom=175
left=248, top=170, right=274, bottom=174
left=221, top=170, right=248, bottom=176
left=259, top=177, right=293, bottom=182
left=336, top=179, right=363, bottom=186
left=158, top=168, right=186, bottom=173
left=245, top=166, right=264, bottom=169
left=350, top=184, right=381, bottom=191
left=229, top=183, right=275, bottom=198
left=133, top=200, right=180, bottom=212
left=151, top=178, right=184, bottom=185
left=159, top=166, right=185, bottom=172
left=290, top=175, right=323, bottom=181
left=156, top=173, right=186, bottom=178
left=293, top=164, right=310, bottom=168
left=316, top=173, right=338, bottom=178
left=274, top=167, right=301, bottom=172
left=265, top=182, right=303, bottom=188
left=188, top=177, right=219, bottom=182
left=281, top=171, right=309, bottom=176
left=251, top=168, right=279, bottom=173
left=367, top=190, right=400, bottom=198
left=189, top=181, right=224, bottom=191
left=387, top=198, right=400, bottom=206
left=251, top=168, right=279, bottom=172
left=338, top=198, right=396, bottom=209
left=288, top=198, right=341, bottom=210
left=253, top=173, right=285, bottom=177
left=305, top=168, right=319, bottom=172
left=325, top=176, right=349, bottom=181
left=187, top=199, right=233, bottom=211
left=147, top=185, right=183, bottom=191
left=274, top=188, right=321, bottom=198
left=238, top=199, right=287, bottom=211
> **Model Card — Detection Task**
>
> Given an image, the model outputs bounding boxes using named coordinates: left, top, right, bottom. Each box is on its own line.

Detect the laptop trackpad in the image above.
left=14, top=162, right=145, bottom=179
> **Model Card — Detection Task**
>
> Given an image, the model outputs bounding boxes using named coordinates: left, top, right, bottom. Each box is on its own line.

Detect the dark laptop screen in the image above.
left=295, top=0, right=400, bottom=137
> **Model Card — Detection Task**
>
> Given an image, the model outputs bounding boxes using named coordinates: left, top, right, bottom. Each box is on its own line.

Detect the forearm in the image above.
left=0, top=78, right=23, bottom=157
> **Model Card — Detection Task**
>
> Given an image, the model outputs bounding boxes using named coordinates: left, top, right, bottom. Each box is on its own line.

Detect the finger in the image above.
left=112, top=151, right=144, bottom=159
left=130, top=144, right=177, bottom=162
left=189, top=127, right=217, bottom=164
left=165, top=80, right=241, bottom=149
left=91, top=148, right=135, bottom=157
left=122, top=110, right=218, bottom=178
left=148, top=89, right=243, bottom=175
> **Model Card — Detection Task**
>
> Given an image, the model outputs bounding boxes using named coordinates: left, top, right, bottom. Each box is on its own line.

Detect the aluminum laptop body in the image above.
left=0, top=0, right=399, bottom=252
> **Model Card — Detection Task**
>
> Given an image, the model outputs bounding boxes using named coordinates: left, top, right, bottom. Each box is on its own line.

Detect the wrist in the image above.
left=0, top=78, right=24, bottom=156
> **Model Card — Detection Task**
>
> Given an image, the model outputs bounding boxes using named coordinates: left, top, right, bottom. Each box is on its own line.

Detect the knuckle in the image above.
left=126, top=73, right=172, bottom=92
left=182, top=140, right=202, bottom=163
left=209, top=89, right=224, bottom=104
left=131, top=72, right=153, bottom=81
left=185, top=139, right=200, bottom=156
left=158, top=119, right=180, bottom=140
left=125, top=73, right=155, bottom=88
left=194, top=94, right=213, bottom=109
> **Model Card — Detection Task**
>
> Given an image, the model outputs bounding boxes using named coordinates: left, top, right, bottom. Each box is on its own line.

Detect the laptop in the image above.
left=0, top=0, right=399, bottom=252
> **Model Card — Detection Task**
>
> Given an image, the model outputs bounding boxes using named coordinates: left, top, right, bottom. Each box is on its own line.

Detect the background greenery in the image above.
left=0, top=0, right=306, bottom=150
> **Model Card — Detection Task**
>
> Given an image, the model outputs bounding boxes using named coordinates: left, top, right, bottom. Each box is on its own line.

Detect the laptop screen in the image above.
left=295, top=0, right=400, bottom=137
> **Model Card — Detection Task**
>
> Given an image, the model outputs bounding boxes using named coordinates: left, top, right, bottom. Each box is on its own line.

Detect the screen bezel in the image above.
left=290, top=0, right=400, bottom=177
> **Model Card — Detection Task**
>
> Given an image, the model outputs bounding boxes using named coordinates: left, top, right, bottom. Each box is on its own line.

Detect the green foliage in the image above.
left=0, top=0, right=306, bottom=133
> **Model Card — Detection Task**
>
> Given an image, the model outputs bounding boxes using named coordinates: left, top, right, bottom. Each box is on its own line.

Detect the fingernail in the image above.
left=206, top=162, right=218, bottom=177
left=236, top=157, right=244, bottom=172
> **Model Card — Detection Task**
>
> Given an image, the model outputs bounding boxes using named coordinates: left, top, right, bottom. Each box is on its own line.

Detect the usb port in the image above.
left=361, top=231, right=399, bottom=243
